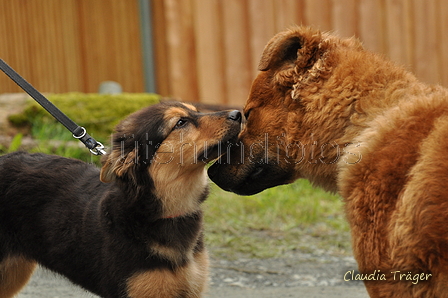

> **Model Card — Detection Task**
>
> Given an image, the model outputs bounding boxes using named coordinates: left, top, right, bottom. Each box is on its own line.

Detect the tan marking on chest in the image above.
left=126, top=250, right=209, bottom=298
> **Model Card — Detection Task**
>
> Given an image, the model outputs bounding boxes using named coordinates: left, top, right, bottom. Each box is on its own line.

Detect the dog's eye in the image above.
left=244, top=110, right=252, bottom=120
left=174, top=119, right=188, bottom=129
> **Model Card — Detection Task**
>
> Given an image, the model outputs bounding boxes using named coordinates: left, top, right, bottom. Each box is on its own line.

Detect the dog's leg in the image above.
left=189, top=249, right=209, bottom=296
left=0, top=256, right=37, bottom=298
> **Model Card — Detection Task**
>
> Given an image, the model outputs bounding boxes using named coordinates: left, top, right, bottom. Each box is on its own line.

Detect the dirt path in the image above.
left=17, top=252, right=369, bottom=298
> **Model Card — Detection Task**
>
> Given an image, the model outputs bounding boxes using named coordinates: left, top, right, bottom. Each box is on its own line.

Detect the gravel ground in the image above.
left=17, top=251, right=369, bottom=298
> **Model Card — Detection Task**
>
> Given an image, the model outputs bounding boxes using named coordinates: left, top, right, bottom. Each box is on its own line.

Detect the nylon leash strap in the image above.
left=0, top=59, right=106, bottom=155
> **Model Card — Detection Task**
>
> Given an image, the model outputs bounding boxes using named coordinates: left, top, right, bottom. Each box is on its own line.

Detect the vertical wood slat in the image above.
left=0, top=0, right=143, bottom=94
left=153, top=0, right=448, bottom=106
left=332, top=0, right=358, bottom=37
left=78, top=1, right=107, bottom=92
left=439, top=0, right=448, bottom=86
left=0, top=1, right=18, bottom=92
left=192, top=0, right=226, bottom=104
left=1, top=0, right=448, bottom=104
left=163, top=0, right=199, bottom=102
left=221, top=0, right=252, bottom=106
left=273, top=0, right=303, bottom=32
left=358, top=0, right=384, bottom=53
left=304, top=0, right=333, bottom=32
left=248, top=0, right=276, bottom=76
left=413, top=0, right=440, bottom=84
left=384, top=0, right=413, bottom=69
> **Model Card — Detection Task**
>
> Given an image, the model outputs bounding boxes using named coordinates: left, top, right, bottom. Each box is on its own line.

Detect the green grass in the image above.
left=5, top=93, right=352, bottom=259
left=205, top=181, right=350, bottom=259
left=9, top=92, right=161, bottom=141
left=6, top=92, right=161, bottom=164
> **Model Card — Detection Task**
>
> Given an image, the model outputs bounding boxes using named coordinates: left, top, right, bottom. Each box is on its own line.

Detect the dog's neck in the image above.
left=162, top=214, right=183, bottom=219
left=149, top=165, right=209, bottom=219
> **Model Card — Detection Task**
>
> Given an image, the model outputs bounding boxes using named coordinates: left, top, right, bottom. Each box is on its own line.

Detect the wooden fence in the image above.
left=1, top=0, right=448, bottom=107
left=0, top=0, right=144, bottom=93
left=154, top=0, right=448, bottom=106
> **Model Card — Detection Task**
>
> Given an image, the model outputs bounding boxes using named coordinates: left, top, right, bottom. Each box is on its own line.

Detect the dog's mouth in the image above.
left=208, top=159, right=293, bottom=195
left=198, top=134, right=239, bottom=163
left=197, top=144, right=221, bottom=162
left=198, top=110, right=242, bottom=163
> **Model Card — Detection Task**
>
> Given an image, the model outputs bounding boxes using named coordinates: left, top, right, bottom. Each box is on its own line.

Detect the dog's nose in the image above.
left=228, top=110, right=242, bottom=123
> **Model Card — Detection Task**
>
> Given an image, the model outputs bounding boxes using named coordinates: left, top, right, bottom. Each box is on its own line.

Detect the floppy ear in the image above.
left=258, top=27, right=324, bottom=72
left=99, top=103, right=168, bottom=184
left=259, top=32, right=302, bottom=71
left=100, top=149, right=138, bottom=183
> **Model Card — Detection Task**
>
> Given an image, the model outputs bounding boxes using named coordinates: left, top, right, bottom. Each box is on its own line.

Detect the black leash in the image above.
left=0, top=59, right=106, bottom=155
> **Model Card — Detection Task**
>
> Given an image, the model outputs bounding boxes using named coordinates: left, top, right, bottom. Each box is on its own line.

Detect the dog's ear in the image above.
left=100, top=149, right=138, bottom=183
left=258, top=27, right=324, bottom=73
left=99, top=104, right=168, bottom=184
left=100, top=133, right=161, bottom=185
left=259, top=32, right=302, bottom=71
left=100, top=157, right=115, bottom=183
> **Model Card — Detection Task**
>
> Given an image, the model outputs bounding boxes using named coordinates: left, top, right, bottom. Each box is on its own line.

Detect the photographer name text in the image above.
left=344, top=270, right=432, bottom=285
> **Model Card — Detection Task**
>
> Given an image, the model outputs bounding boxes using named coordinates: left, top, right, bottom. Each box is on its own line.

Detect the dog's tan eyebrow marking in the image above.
left=181, top=103, right=197, bottom=111
left=163, top=107, right=189, bottom=121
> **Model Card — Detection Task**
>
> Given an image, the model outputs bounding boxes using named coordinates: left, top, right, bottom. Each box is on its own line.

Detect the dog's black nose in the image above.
left=228, top=110, right=242, bottom=122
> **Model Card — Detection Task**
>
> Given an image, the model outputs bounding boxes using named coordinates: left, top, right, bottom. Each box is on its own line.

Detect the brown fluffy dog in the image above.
left=0, top=101, right=241, bottom=298
left=208, top=26, right=448, bottom=297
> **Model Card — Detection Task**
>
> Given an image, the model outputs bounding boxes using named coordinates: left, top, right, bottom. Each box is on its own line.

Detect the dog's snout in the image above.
left=228, top=110, right=242, bottom=123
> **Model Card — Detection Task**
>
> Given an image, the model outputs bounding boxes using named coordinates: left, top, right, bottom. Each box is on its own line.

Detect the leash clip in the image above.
left=73, top=126, right=106, bottom=155
left=90, top=142, right=106, bottom=156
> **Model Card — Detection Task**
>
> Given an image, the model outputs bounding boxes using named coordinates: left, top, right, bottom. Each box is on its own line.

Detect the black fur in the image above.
left=0, top=152, right=203, bottom=297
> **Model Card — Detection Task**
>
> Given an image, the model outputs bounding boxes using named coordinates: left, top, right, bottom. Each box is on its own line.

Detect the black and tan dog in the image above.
left=0, top=101, right=241, bottom=298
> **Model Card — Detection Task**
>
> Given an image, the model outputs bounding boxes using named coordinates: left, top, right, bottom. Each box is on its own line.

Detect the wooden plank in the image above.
left=112, top=0, right=127, bottom=90
left=192, top=0, right=226, bottom=104
left=1, top=0, right=447, bottom=99
left=0, top=0, right=21, bottom=92
left=44, top=0, right=62, bottom=92
left=384, top=0, right=413, bottom=70
left=304, top=0, right=332, bottom=31
left=332, top=0, right=358, bottom=37
left=26, top=0, right=48, bottom=91
left=0, top=0, right=142, bottom=94
left=412, top=0, right=439, bottom=84
left=59, top=0, right=83, bottom=92
left=78, top=0, right=96, bottom=92
left=77, top=0, right=144, bottom=93
left=0, top=1, right=8, bottom=61
left=13, top=0, right=34, bottom=90
left=221, top=0, right=253, bottom=106
left=164, top=0, right=199, bottom=102
left=40, top=0, right=61, bottom=92
left=273, top=0, right=303, bottom=31
left=358, top=0, right=385, bottom=53
left=111, top=0, right=144, bottom=92
left=78, top=0, right=119, bottom=92
left=438, top=0, right=448, bottom=87
left=101, top=0, right=119, bottom=88
left=248, top=0, right=276, bottom=75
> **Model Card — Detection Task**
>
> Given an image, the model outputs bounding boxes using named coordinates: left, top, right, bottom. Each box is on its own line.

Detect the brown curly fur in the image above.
left=208, top=26, right=448, bottom=297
